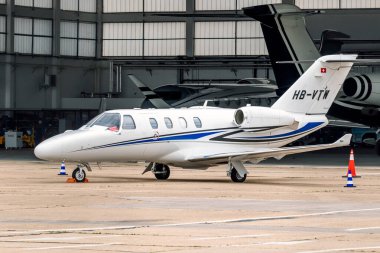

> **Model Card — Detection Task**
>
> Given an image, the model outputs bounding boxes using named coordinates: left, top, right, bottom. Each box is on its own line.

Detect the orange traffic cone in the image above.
left=343, top=149, right=361, bottom=178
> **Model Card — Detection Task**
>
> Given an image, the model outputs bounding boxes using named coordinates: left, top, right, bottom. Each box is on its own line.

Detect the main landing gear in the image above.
left=142, top=162, right=170, bottom=180
left=227, top=160, right=248, bottom=183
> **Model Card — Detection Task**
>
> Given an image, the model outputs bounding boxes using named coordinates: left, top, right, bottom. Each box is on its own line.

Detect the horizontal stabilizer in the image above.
left=128, top=74, right=171, bottom=109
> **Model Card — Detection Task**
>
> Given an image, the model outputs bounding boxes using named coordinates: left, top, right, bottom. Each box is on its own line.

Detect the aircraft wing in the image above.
left=187, top=134, right=352, bottom=163
left=177, top=83, right=278, bottom=92
left=328, top=119, right=370, bottom=128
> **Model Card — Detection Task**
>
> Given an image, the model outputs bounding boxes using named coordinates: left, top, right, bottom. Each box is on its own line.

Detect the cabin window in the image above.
left=193, top=117, right=202, bottom=128
left=179, top=117, right=187, bottom=129
left=90, top=113, right=120, bottom=130
left=122, top=115, right=136, bottom=129
left=164, top=117, right=173, bottom=129
left=149, top=118, right=158, bottom=129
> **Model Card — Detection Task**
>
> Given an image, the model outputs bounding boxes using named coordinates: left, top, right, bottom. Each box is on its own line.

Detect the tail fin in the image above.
left=128, top=74, right=171, bottom=109
left=243, top=4, right=320, bottom=95
left=271, top=55, right=357, bottom=115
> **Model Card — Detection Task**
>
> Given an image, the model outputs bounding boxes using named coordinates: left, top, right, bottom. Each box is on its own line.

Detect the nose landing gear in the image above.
left=72, top=167, right=87, bottom=182
left=71, top=163, right=91, bottom=183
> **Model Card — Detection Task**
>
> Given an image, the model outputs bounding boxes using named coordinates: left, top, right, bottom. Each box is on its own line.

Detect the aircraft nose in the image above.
left=34, top=138, right=62, bottom=161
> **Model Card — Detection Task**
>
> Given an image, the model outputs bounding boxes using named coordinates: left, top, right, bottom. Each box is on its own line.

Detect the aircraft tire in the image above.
left=230, top=168, right=246, bottom=183
left=376, top=140, right=380, bottom=156
left=154, top=164, right=170, bottom=180
left=72, top=167, right=86, bottom=183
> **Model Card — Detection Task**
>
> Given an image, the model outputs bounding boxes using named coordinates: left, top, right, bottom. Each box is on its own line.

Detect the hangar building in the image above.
left=0, top=0, right=379, bottom=142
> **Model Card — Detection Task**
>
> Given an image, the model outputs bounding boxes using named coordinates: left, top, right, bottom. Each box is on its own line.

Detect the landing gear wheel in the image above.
left=230, top=168, right=246, bottom=183
left=72, top=167, right=86, bottom=182
left=154, top=164, right=170, bottom=180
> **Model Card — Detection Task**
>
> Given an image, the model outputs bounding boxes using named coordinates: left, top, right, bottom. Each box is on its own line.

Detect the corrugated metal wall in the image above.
left=60, top=21, right=96, bottom=57
left=15, top=0, right=52, bottom=8
left=295, top=0, right=380, bottom=9
left=196, top=0, right=235, bottom=11
left=79, top=0, right=97, bottom=12
left=61, top=0, right=97, bottom=12
left=103, top=0, right=143, bottom=13
left=103, top=0, right=185, bottom=12
left=236, top=21, right=267, bottom=55
left=194, top=21, right=235, bottom=55
left=194, top=21, right=267, bottom=56
left=14, top=18, right=33, bottom=54
left=237, top=0, right=281, bottom=8
left=33, top=19, right=52, bottom=55
left=144, top=0, right=186, bottom=12
left=196, top=0, right=281, bottom=10
left=341, top=0, right=380, bottom=8
left=61, top=0, right=77, bottom=11
left=103, top=22, right=185, bottom=56
left=0, top=16, right=5, bottom=52
left=15, top=0, right=33, bottom=6
left=144, top=22, right=185, bottom=56
left=79, top=23, right=96, bottom=57
left=103, top=23, right=143, bottom=56
left=14, top=18, right=52, bottom=55
left=295, top=0, right=339, bottom=9
left=60, top=21, right=77, bottom=56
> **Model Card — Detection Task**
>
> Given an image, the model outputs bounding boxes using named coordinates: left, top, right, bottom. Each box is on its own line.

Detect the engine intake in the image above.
left=342, top=74, right=380, bottom=106
left=234, top=106, right=295, bottom=130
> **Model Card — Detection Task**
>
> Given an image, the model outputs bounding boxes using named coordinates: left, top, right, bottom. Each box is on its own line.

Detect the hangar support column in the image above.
left=181, top=0, right=195, bottom=83
left=50, top=0, right=61, bottom=109
left=4, top=1, right=15, bottom=110
left=94, top=0, right=103, bottom=93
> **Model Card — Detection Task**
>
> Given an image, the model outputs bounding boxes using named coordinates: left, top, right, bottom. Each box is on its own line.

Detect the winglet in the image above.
left=333, top=133, right=352, bottom=146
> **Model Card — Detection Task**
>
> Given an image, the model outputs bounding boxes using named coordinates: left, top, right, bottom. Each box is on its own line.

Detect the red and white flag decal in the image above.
left=320, top=67, right=327, bottom=73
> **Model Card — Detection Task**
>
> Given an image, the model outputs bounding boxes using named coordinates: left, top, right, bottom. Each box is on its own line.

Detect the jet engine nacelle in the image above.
left=234, top=106, right=295, bottom=130
left=342, top=74, right=380, bottom=106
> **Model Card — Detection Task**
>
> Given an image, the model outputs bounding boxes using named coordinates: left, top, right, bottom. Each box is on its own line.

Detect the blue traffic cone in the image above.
left=58, top=161, right=68, bottom=175
left=344, top=170, right=356, bottom=187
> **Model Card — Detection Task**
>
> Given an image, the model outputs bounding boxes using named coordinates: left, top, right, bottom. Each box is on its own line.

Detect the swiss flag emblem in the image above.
left=321, top=68, right=327, bottom=73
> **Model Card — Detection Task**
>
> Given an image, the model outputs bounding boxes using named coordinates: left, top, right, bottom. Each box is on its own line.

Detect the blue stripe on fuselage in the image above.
left=78, top=122, right=323, bottom=152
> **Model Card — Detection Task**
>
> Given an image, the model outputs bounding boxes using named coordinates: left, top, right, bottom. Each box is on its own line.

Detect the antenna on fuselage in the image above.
left=203, top=100, right=210, bottom=107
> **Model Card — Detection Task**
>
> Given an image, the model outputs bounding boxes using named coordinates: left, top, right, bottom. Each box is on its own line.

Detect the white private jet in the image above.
left=35, top=55, right=357, bottom=183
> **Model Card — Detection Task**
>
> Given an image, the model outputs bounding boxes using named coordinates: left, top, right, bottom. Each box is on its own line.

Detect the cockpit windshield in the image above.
left=88, top=113, right=121, bottom=130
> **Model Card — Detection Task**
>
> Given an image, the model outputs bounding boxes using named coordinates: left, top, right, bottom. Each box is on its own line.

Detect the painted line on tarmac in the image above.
left=296, top=245, right=380, bottom=253
left=26, top=242, right=120, bottom=250
left=192, top=234, right=272, bottom=240
left=229, top=240, right=311, bottom=247
left=1, top=207, right=380, bottom=236
left=360, top=172, right=380, bottom=175
left=346, top=226, right=380, bottom=232
left=4, top=234, right=122, bottom=242
left=153, top=207, right=380, bottom=227
left=0, top=226, right=137, bottom=236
